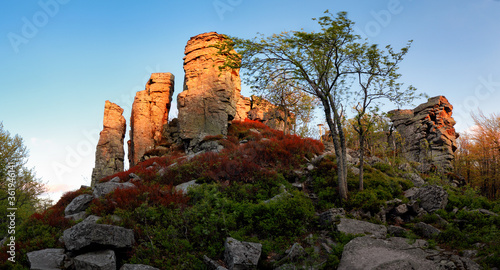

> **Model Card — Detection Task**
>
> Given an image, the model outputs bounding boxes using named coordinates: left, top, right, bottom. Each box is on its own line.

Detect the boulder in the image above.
left=403, top=172, right=425, bottom=187
left=338, top=236, right=438, bottom=270
left=224, top=237, right=262, bottom=270
left=93, top=181, right=136, bottom=198
left=128, top=73, right=175, bottom=166
left=91, top=101, right=126, bottom=187
left=63, top=222, right=134, bottom=251
left=336, top=218, right=387, bottom=239
left=174, top=180, right=200, bottom=195
left=203, top=255, right=229, bottom=270
left=319, top=208, right=346, bottom=226
left=388, top=96, right=459, bottom=171
left=414, top=222, right=441, bottom=238
left=27, top=248, right=67, bottom=270
left=74, top=250, right=115, bottom=270
left=120, top=264, right=160, bottom=270
left=412, top=185, right=448, bottom=213
left=387, top=225, right=407, bottom=237
left=65, top=211, right=89, bottom=221
left=178, top=32, right=241, bottom=152
left=64, top=194, right=93, bottom=216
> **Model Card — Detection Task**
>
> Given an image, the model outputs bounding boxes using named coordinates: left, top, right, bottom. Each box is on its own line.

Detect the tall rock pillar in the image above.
left=91, top=101, right=126, bottom=187
left=177, top=32, right=241, bottom=151
left=128, top=73, right=175, bottom=166
left=389, top=96, right=459, bottom=171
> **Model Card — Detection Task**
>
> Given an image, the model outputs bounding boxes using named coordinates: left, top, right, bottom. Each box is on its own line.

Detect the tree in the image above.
left=351, top=43, right=419, bottom=190
left=253, top=76, right=319, bottom=136
left=0, top=122, right=46, bottom=235
left=454, top=111, right=500, bottom=199
left=218, top=11, right=416, bottom=200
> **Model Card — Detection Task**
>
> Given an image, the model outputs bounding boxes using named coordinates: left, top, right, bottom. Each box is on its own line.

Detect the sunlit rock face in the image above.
left=389, top=96, right=459, bottom=171
left=177, top=32, right=241, bottom=152
left=128, top=73, right=175, bottom=166
left=91, top=101, right=126, bottom=187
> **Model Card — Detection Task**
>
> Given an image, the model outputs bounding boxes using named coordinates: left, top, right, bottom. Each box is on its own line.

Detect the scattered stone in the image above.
left=128, top=73, right=175, bottom=166
left=336, top=218, right=387, bottom=239
left=175, top=180, right=200, bottom=195
left=394, top=204, right=408, bottom=215
left=203, top=255, right=229, bottom=270
left=74, top=250, right=116, bottom=270
left=93, top=181, right=136, bottom=198
left=65, top=194, right=93, bottom=216
left=109, top=176, right=120, bottom=183
left=120, top=264, right=161, bottom=270
left=403, top=172, right=425, bottom=187
left=412, top=185, right=448, bottom=213
left=279, top=243, right=305, bottom=263
left=91, top=100, right=126, bottom=187
left=414, top=222, right=441, bottom=238
left=63, top=222, right=134, bottom=251
left=389, top=96, right=459, bottom=171
left=224, top=237, right=262, bottom=270
left=27, top=248, right=67, bottom=270
left=387, top=225, right=407, bottom=237
left=319, top=208, right=346, bottom=226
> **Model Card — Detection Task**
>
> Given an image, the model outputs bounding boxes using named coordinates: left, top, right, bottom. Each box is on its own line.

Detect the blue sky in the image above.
left=1, top=0, right=500, bottom=201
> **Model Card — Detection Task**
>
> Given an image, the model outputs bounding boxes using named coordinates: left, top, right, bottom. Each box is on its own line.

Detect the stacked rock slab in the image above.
left=177, top=32, right=241, bottom=151
left=128, top=73, right=175, bottom=166
left=91, top=101, right=126, bottom=187
left=389, top=96, right=459, bottom=171
left=234, top=94, right=290, bottom=131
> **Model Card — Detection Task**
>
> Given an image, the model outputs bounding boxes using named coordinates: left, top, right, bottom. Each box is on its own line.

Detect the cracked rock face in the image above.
left=177, top=32, right=241, bottom=152
left=389, top=96, right=459, bottom=171
left=91, top=101, right=126, bottom=187
left=128, top=73, right=175, bottom=166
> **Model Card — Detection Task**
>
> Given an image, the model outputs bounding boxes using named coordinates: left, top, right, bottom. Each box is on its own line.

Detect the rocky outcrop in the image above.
left=93, top=181, right=136, bottom=198
left=64, top=194, right=93, bottom=216
left=336, top=218, right=387, bottom=239
left=177, top=32, right=241, bottom=152
left=247, top=95, right=290, bottom=131
left=406, top=185, right=448, bottom=213
left=91, top=101, right=126, bottom=187
left=389, top=96, right=459, bottom=171
left=128, top=73, right=175, bottom=166
left=234, top=94, right=251, bottom=121
left=338, top=236, right=481, bottom=270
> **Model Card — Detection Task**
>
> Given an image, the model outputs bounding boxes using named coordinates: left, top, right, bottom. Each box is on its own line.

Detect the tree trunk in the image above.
left=320, top=97, right=348, bottom=200
left=359, top=132, right=365, bottom=191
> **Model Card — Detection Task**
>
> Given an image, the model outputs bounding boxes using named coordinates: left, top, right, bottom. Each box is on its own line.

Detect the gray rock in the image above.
left=338, top=236, right=438, bottom=270
left=403, top=187, right=420, bottom=199
left=74, top=250, right=115, bottom=270
left=109, top=176, right=120, bottom=183
left=65, top=194, right=94, bottom=216
left=65, top=211, right=89, bottom=221
left=129, top=173, right=140, bottom=179
left=395, top=204, right=408, bottom=215
left=414, top=222, right=441, bottom=238
left=27, top=248, right=66, bottom=270
left=413, top=185, right=448, bottom=213
left=319, top=208, right=346, bottom=226
left=93, top=181, right=136, bottom=198
left=470, top=208, right=499, bottom=217
left=403, top=172, right=425, bottom=187
left=203, top=255, right=229, bottom=270
left=120, top=264, right=160, bottom=270
left=387, top=225, right=407, bottom=237
left=279, top=243, right=305, bottom=263
left=63, top=221, right=134, bottom=251
left=336, top=218, right=387, bottom=239
left=81, top=215, right=102, bottom=223
left=175, top=180, right=200, bottom=195
left=224, top=237, right=262, bottom=270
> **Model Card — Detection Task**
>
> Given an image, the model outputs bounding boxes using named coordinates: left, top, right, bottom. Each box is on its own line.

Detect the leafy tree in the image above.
left=0, top=122, right=46, bottom=236
left=454, top=111, right=500, bottom=199
left=217, top=11, right=416, bottom=200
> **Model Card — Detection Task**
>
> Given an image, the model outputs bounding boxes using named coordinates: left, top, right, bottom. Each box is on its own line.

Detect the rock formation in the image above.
left=389, top=96, right=459, bottom=171
left=234, top=94, right=251, bottom=121
left=177, top=32, right=241, bottom=151
left=128, top=73, right=175, bottom=166
left=91, top=101, right=126, bottom=187
left=234, top=94, right=291, bottom=131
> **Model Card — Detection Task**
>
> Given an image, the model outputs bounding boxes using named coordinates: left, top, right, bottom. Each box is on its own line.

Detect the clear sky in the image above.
left=1, top=0, right=499, bottom=202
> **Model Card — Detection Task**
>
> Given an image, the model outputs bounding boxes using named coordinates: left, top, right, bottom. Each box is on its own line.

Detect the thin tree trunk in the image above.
left=359, top=132, right=365, bottom=191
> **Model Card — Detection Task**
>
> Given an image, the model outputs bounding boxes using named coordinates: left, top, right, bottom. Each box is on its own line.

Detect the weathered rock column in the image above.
left=91, top=101, right=126, bottom=187
left=177, top=32, right=241, bottom=152
left=389, top=96, right=459, bottom=171
left=128, top=73, right=175, bottom=166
